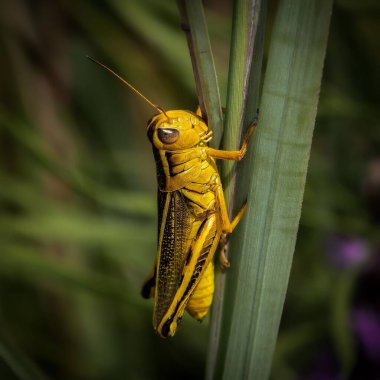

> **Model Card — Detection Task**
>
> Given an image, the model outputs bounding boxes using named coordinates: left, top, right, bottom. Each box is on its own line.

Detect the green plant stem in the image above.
left=210, top=0, right=333, bottom=379
left=206, top=0, right=265, bottom=379
left=178, top=0, right=223, bottom=147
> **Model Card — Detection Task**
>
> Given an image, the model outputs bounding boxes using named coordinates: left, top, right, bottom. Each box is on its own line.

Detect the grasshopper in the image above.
left=88, top=57, right=255, bottom=338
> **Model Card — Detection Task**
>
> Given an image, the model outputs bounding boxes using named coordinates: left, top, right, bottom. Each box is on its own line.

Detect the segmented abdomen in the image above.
left=186, top=260, right=215, bottom=321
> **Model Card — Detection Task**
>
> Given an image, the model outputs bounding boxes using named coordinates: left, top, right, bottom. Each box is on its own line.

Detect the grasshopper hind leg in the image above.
left=157, top=213, right=219, bottom=337
left=219, top=201, right=248, bottom=268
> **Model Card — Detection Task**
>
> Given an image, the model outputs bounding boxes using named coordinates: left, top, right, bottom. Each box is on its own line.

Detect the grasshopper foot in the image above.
left=219, top=233, right=230, bottom=269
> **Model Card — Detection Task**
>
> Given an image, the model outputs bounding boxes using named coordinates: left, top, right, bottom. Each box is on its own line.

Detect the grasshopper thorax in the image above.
left=147, top=110, right=211, bottom=150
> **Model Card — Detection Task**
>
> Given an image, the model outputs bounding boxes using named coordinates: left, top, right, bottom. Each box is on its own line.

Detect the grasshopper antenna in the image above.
left=86, top=56, right=169, bottom=118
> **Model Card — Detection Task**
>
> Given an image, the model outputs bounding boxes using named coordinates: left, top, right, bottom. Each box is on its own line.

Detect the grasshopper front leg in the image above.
left=207, top=122, right=257, bottom=267
left=206, top=121, right=256, bottom=162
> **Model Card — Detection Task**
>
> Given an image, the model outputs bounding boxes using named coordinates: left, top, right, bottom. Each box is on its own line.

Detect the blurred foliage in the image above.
left=0, top=0, right=379, bottom=379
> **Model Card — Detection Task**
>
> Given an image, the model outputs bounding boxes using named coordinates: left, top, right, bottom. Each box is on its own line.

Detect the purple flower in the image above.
left=326, top=236, right=369, bottom=269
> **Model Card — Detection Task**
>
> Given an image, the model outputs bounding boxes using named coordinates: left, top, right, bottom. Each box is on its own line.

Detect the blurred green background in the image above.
left=0, top=1, right=379, bottom=379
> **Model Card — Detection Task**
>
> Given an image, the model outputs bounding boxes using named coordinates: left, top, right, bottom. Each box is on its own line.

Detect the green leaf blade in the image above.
left=206, top=1, right=266, bottom=379
left=211, top=0, right=333, bottom=379
left=179, top=0, right=224, bottom=147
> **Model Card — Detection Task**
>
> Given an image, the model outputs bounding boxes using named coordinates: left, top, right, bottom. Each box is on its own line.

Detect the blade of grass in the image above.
left=178, top=0, right=223, bottom=147
left=213, top=1, right=333, bottom=379
left=220, top=0, right=263, bottom=200
left=206, top=0, right=265, bottom=379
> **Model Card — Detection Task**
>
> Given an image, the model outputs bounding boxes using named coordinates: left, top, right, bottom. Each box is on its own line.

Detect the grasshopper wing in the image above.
left=154, top=190, right=220, bottom=337
left=153, top=190, right=194, bottom=330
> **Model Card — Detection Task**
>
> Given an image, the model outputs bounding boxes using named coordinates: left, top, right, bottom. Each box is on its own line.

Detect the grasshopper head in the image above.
left=147, top=110, right=211, bottom=150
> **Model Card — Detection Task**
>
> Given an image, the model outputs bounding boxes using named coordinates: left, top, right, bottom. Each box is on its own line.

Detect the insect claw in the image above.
left=220, top=256, right=230, bottom=269
left=219, top=233, right=230, bottom=269
left=200, top=130, right=213, bottom=144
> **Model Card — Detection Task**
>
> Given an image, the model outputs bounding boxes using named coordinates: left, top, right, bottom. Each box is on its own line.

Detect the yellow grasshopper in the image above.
left=88, top=57, right=255, bottom=338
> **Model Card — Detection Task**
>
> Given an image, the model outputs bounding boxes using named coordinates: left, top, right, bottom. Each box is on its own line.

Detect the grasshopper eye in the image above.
left=157, top=128, right=179, bottom=144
